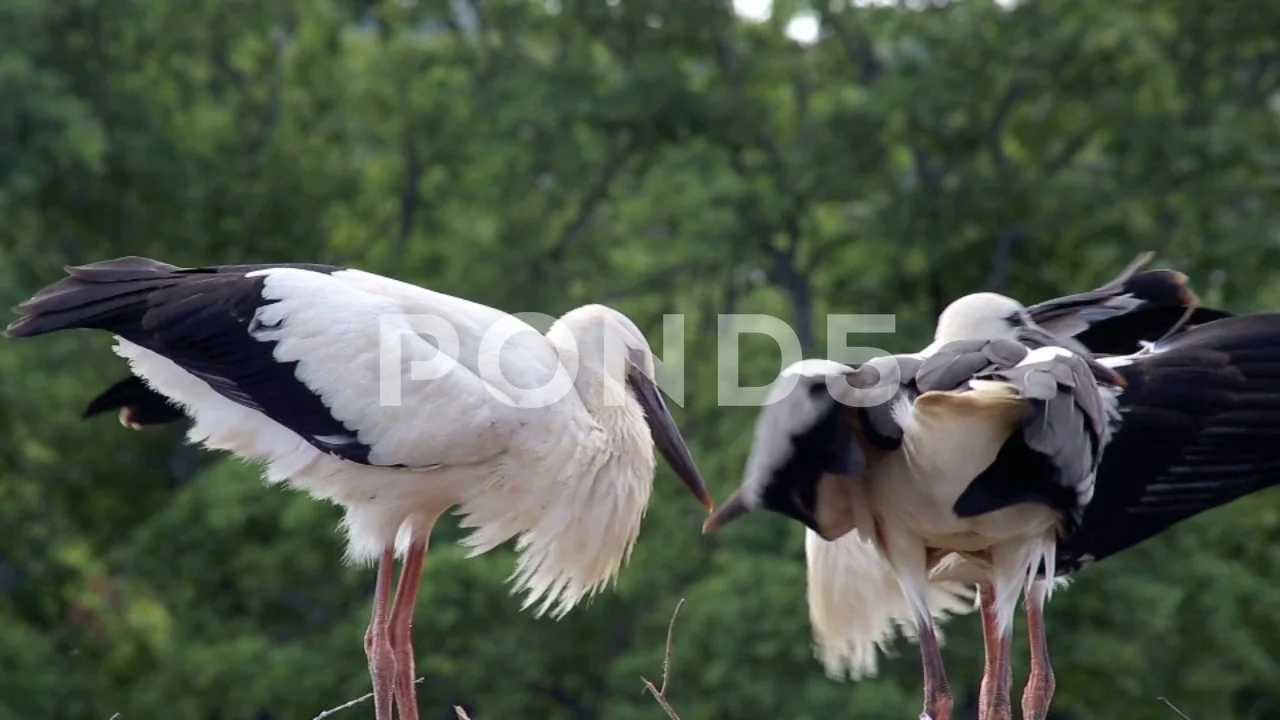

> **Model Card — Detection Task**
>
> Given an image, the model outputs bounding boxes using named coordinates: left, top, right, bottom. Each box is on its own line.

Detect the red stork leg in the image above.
left=1021, top=581, right=1056, bottom=720
left=976, top=582, right=1013, bottom=720
left=388, top=539, right=428, bottom=720
left=364, top=548, right=397, bottom=720
left=916, top=617, right=954, bottom=720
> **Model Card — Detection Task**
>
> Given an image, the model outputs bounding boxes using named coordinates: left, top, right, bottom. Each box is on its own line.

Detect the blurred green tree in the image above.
left=1, top=0, right=1277, bottom=718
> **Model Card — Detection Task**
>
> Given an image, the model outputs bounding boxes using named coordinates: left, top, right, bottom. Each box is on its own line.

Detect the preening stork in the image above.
left=754, top=255, right=1235, bottom=688
left=6, top=256, right=714, bottom=720
left=702, top=277, right=1280, bottom=720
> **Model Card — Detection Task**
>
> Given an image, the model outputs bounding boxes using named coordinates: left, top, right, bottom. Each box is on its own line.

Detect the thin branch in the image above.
left=546, top=135, right=637, bottom=262
left=640, top=598, right=686, bottom=720
left=819, top=9, right=884, bottom=84
left=1158, top=697, right=1192, bottom=720
left=987, top=80, right=1025, bottom=178
left=312, top=677, right=425, bottom=720
left=794, top=75, right=814, bottom=157
left=929, top=271, right=947, bottom=321
left=1043, top=131, right=1093, bottom=176
left=396, top=122, right=423, bottom=261
left=244, top=27, right=288, bottom=164
left=707, top=0, right=744, bottom=96
left=1242, top=52, right=1280, bottom=105
left=984, top=225, right=1027, bottom=292
left=706, top=0, right=812, bottom=347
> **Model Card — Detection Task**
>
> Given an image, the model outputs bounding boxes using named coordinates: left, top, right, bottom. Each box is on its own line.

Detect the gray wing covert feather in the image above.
left=977, top=353, right=1108, bottom=492
left=844, top=354, right=923, bottom=448
left=915, top=338, right=1030, bottom=392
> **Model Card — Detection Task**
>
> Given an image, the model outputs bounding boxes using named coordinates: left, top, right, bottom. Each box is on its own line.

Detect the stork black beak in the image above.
left=627, top=363, right=714, bottom=512
left=701, top=490, right=750, bottom=534
left=1084, top=355, right=1129, bottom=389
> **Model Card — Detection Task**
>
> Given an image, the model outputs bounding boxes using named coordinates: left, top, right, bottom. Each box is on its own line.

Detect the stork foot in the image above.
left=921, top=692, right=953, bottom=720
left=1021, top=581, right=1056, bottom=720
left=979, top=702, right=1012, bottom=720
left=977, top=702, right=1008, bottom=717
left=1021, top=669, right=1056, bottom=720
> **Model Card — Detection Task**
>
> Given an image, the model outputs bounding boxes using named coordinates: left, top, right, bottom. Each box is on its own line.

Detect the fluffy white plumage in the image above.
left=111, top=266, right=667, bottom=618
left=804, top=528, right=976, bottom=680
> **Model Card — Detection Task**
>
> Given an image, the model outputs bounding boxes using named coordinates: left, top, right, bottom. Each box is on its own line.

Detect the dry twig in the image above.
left=1158, top=696, right=1192, bottom=719
left=641, top=597, right=686, bottom=720
left=312, top=677, right=425, bottom=720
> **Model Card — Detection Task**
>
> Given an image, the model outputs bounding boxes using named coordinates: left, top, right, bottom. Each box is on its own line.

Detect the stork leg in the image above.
left=976, top=582, right=1013, bottom=720
left=388, top=539, right=427, bottom=720
left=890, top=544, right=953, bottom=720
left=1021, top=580, right=1055, bottom=720
left=915, top=616, right=953, bottom=720
left=364, top=548, right=397, bottom=720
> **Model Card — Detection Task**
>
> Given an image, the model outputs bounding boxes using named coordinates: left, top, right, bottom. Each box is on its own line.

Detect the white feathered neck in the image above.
left=457, top=304, right=660, bottom=619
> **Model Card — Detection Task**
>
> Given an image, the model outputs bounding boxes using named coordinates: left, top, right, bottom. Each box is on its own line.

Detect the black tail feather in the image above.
left=6, top=257, right=185, bottom=339
left=1025, top=251, right=1233, bottom=356
left=1081, top=267, right=1234, bottom=352
left=82, top=375, right=186, bottom=427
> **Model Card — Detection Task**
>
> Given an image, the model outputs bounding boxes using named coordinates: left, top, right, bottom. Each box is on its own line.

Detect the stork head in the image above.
left=702, top=359, right=866, bottom=541
left=932, top=292, right=1028, bottom=345
left=547, top=304, right=712, bottom=511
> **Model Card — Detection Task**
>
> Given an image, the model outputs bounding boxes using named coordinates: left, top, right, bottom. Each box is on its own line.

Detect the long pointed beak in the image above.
left=1085, top=355, right=1128, bottom=388
left=701, top=490, right=750, bottom=534
left=628, top=365, right=714, bottom=512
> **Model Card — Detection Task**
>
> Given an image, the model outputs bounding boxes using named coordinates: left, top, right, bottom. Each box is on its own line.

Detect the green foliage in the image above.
left=1, top=0, right=1279, bottom=717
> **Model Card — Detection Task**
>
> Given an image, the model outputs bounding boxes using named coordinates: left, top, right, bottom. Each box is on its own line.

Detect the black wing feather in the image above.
left=9, top=256, right=386, bottom=465
left=1055, top=313, right=1280, bottom=573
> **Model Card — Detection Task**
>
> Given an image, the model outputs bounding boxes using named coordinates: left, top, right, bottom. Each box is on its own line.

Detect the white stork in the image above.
left=6, top=256, right=714, bottom=720
left=788, top=258, right=1228, bottom=691
left=702, top=289, right=1280, bottom=720
left=797, top=257, right=1232, bottom=689
left=715, top=256, right=1225, bottom=698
